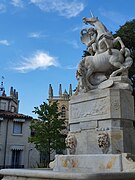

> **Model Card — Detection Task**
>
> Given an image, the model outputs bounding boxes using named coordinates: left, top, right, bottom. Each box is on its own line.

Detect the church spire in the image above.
left=10, top=86, right=13, bottom=96
left=59, top=84, right=62, bottom=97
left=69, top=84, right=72, bottom=96
left=49, top=84, right=53, bottom=98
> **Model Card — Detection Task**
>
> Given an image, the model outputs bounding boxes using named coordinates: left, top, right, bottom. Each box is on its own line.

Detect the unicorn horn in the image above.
left=90, top=10, right=94, bottom=17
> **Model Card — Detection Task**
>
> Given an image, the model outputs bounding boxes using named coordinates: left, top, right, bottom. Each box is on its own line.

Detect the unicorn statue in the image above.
left=76, top=13, right=133, bottom=93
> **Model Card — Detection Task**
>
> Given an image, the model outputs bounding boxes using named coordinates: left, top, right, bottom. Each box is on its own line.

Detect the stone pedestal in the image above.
left=69, top=88, right=135, bottom=155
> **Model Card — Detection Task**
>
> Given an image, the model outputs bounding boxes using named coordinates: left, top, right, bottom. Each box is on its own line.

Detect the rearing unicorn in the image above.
left=83, top=16, right=125, bottom=55
left=76, top=15, right=133, bottom=91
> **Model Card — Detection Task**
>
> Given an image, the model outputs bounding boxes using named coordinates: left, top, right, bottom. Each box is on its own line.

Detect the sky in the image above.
left=0, top=0, right=134, bottom=117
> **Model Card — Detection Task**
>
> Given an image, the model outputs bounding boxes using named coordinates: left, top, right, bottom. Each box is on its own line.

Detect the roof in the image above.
left=0, top=110, right=32, bottom=119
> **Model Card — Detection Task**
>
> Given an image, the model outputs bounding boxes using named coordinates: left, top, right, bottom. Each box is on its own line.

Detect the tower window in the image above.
left=61, top=106, right=66, bottom=119
left=11, top=106, right=16, bottom=112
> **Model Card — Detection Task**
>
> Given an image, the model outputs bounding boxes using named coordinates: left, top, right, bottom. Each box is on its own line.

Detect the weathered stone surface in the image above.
left=0, top=169, right=95, bottom=180
left=109, top=76, right=132, bottom=90
left=69, top=89, right=134, bottom=124
left=54, top=154, right=122, bottom=173
left=69, top=89, right=110, bottom=123
left=68, top=88, right=135, bottom=155
left=53, top=153, right=135, bottom=174
left=1, top=169, right=135, bottom=180
left=122, top=153, right=135, bottom=172
left=70, top=123, right=135, bottom=155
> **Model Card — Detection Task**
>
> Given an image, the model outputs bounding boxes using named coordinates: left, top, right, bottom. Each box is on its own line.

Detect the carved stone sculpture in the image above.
left=97, top=131, right=110, bottom=154
left=76, top=15, right=133, bottom=93
left=65, top=133, right=77, bottom=155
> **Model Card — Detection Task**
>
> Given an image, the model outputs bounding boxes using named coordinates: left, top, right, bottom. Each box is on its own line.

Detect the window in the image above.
left=0, top=121, right=1, bottom=134
left=13, top=122, right=23, bottom=134
left=0, top=118, right=3, bottom=134
left=11, top=106, right=16, bottom=113
left=11, top=150, right=22, bottom=168
left=61, top=106, right=66, bottom=119
left=0, top=102, right=6, bottom=110
left=133, top=121, right=135, bottom=129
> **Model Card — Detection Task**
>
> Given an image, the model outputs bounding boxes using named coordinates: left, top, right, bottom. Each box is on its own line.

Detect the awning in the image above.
left=10, top=145, right=24, bottom=150
left=13, top=118, right=25, bottom=122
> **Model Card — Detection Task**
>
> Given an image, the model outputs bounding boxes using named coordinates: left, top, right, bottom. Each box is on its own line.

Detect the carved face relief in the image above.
left=65, top=133, right=77, bottom=154
left=98, top=132, right=110, bottom=153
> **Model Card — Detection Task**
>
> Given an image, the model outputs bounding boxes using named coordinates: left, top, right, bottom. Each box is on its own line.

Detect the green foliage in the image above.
left=29, top=101, right=66, bottom=167
left=114, top=19, right=135, bottom=58
left=31, top=161, right=48, bottom=168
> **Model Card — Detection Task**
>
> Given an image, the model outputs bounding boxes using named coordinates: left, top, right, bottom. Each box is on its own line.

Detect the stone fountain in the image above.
left=1, top=14, right=135, bottom=180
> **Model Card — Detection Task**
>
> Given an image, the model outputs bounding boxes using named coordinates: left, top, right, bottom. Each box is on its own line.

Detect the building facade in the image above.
left=0, top=85, right=39, bottom=169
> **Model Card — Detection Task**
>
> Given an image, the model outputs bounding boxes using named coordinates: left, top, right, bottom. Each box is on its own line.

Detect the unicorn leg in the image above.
left=86, top=68, right=97, bottom=89
left=109, top=55, right=125, bottom=77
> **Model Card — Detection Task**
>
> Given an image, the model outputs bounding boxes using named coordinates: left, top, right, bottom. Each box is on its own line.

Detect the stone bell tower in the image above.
left=48, top=84, right=72, bottom=128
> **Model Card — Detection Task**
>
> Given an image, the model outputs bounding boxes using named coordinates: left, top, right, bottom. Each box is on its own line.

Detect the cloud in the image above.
left=69, top=40, right=79, bottom=49
left=99, top=8, right=128, bottom=25
left=13, top=51, right=59, bottom=73
left=30, top=0, right=84, bottom=18
left=0, top=3, right=6, bottom=13
left=28, top=32, right=47, bottom=39
left=0, top=40, right=10, bottom=46
left=65, top=40, right=80, bottom=49
left=72, top=26, right=81, bottom=32
left=11, top=0, right=24, bottom=8
left=64, top=65, right=77, bottom=70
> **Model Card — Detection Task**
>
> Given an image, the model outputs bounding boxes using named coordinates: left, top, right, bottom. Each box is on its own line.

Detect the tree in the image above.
left=113, top=19, right=135, bottom=96
left=29, top=101, right=66, bottom=167
left=114, top=19, right=135, bottom=59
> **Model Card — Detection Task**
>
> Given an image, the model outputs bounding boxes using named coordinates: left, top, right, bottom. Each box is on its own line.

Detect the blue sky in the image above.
left=0, top=0, right=134, bottom=117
